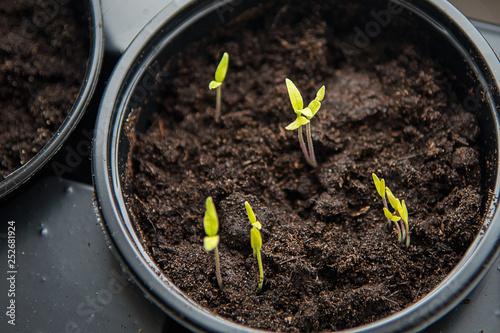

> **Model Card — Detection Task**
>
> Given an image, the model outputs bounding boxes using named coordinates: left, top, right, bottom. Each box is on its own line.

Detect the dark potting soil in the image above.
left=0, top=1, right=89, bottom=179
left=126, top=2, right=484, bottom=332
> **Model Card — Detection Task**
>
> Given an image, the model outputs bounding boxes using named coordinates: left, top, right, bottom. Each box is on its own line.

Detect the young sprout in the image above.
left=285, top=78, right=325, bottom=168
left=372, top=173, right=410, bottom=247
left=372, top=173, right=390, bottom=226
left=209, top=52, right=229, bottom=123
left=245, top=201, right=264, bottom=292
left=203, top=196, right=222, bottom=289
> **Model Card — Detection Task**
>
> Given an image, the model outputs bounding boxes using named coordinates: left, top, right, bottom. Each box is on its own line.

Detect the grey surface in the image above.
left=450, top=0, right=500, bottom=26
left=425, top=255, right=500, bottom=332
left=0, top=177, right=166, bottom=332
left=474, top=20, right=500, bottom=58
left=102, top=0, right=171, bottom=53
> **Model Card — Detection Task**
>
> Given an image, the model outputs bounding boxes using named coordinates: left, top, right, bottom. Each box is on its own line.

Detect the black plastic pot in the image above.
left=93, top=0, right=500, bottom=332
left=0, top=0, right=103, bottom=199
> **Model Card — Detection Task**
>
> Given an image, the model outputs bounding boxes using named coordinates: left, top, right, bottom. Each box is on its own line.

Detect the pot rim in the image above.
left=0, top=0, right=104, bottom=199
left=92, top=1, right=500, bottom=332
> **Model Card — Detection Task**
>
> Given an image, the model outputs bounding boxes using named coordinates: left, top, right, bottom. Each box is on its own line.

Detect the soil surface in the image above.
left=0, top=0, right=89, bottom=178
left=126, top=2, right=484, bottom=332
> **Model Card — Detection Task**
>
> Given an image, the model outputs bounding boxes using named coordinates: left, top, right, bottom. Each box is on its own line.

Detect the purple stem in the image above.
left=298, top=126, right=312, bottom=166
left=306, top=123, right=317, bottom=168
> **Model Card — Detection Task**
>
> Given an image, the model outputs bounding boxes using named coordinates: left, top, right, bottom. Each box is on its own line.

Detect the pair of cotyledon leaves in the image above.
left=285, top=78, right=325, bottom=131
left=203, top=197, right=220, bottom=251
left=209, top=52, right=229, bottom=90
left=245, top=201, right=262, bottom=255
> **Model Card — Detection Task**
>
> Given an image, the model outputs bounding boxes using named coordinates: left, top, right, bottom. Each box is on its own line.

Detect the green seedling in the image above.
left=372, top=173, right=410, bottom=247
left=209, top=52, right=229, bottom=123
left=372, top=174, right=390, bottom=226
left=285, top=78, right=325, bottom=168
left=245, top=201, right=264, bottom=292
left=203, top=196, right=222, bottom=289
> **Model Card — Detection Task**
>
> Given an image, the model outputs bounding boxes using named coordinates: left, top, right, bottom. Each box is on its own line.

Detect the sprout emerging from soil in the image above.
left=372, top=174, right=390, bottom=225
left=372, top=173, right=410, bottom=247
left=203, top=196, right=223, bottom=289
left=245, top=201, right=264, bottom=292
left=285, top=78, right=325, bottom=168
left=209, top=52, right=229, bottom=123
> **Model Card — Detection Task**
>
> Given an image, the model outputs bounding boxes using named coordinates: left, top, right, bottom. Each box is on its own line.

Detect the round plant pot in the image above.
left=0, top=0, right=103, bottom=199
left=93, top=0, right=500, bottom=332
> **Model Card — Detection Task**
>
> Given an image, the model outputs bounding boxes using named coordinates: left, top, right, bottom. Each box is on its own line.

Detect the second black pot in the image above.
left=0, top=0, right=104, bottom=200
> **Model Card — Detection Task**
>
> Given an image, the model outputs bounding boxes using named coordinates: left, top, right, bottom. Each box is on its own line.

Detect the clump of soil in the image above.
left=126, top=2, right=484, bottom=332
left=0, top=1, right=89, bottom=178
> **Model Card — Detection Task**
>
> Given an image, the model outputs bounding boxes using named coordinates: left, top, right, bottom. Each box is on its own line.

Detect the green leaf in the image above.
left=401, top=200, right=408, bottom=223
left=372, top=173, right=385, bottom=199
left=384, top=208, right=401, bottom=222
left=204, top=235, right=219, bottom=251
left=245, top=202, right=262, bottom=230
left=285, top=78, right=304, bottom=111
left=299, top=107, right=313, bottom=118
left=308, top=100, right=321, bottom=117
left=245, top=201, right=256, bottom=224
left=286, top=116, right=309, bottom=130
left=209, top=80, right=222, bottom=90
left=203, top=197, right=219, bottom=236
left=250, top=227, right=262, bottom=251
left=386, top=187, right=402, bottom=212
left=214, top=52, right=229, bottom=83
left=316, top=85, right=325, bottom=101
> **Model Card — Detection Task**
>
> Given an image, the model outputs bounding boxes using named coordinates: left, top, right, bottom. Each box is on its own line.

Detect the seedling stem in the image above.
left=214, top=246, right=222, bottom=289
left=216, top=86, right=222, bottom=122
left=285, top=78, right=325, bottom=168
left=373, top=174, right=411, bottom=247
left=245, top=201, right=264, bottom=292
left=209, top=52, right=229, bottom=123
left=306, top=123, right=317, bottom=167
left=203, top=196, right=223, bottom=289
